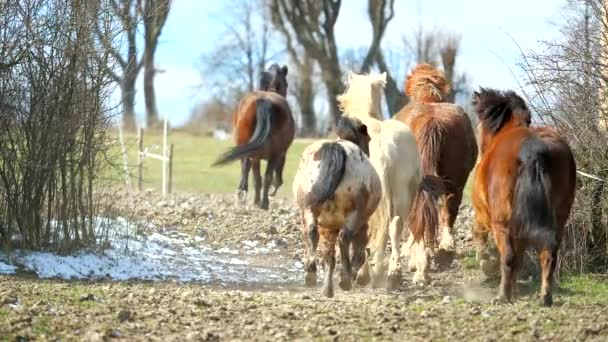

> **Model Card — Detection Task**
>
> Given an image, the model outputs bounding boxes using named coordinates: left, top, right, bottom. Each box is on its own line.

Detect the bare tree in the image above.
left=520, top=0, right=608, bottom=273
left=269, top=0, right=343, bottom=125
left=360, top=0, right=395, bottom=73
left=95, top=0, right=143, bottom=130
left=140, top=0, right=171, bottom=127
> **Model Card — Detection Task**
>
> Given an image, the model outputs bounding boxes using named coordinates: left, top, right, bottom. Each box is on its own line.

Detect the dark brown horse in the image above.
left=394, top=64, right=478, bottom=266
left=471, top=88, right=576, bottom=306
left=212, top=64, right=295, bottom=210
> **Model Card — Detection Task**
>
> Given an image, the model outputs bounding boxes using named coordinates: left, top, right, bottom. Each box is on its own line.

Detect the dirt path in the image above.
left=1, top=191, right=607, bottom=341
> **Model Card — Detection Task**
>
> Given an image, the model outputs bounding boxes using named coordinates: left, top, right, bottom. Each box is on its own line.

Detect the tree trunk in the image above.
left=121, top=75, right=137, bottom=131
left=143, top=46, right=158, bottom=128
left=297, top=56, right=316, bottom=135
left=376, top=52, right=407, bottom=116
left=320, top=55, right=342, bottom=126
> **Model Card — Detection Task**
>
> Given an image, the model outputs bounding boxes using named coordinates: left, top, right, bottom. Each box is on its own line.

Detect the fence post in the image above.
left=168, top=143, right=174, bottom=194
left=137, top=128, right=143, bottom=191
left=117, top=121, right=131, bottom=189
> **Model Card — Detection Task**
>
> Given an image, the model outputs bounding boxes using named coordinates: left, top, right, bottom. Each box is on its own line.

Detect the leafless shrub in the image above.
left=0, top=0, right=121, bottom=252
left=520, top=0, right=608, bottom=274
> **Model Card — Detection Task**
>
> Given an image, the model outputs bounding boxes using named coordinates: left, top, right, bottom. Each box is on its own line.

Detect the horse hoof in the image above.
left=323, top=286, right=334, bottom=298
left=412, top=272, right=430, bottom=286
left=259, top=200, right=269, bottom=210
left=305, top=272, right=317, bottom=287
left=434, top=248, right=456, bottom=270
left=491, top=295, right=509, bottom=305
left=269, top=185, right=279, bottom=197
left=339, top=275, right=352, bottom=291
left=355, top=270, right=370, bottom=287
left=541, top=293, right=553, bottom=307
left=237, top=190, right=247, bottom=204
left=387, top=271, right=401, bottom=290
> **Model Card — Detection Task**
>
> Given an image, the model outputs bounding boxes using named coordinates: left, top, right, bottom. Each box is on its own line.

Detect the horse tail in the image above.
left=415, top=119, right=443, bottom=176
left=408, top=175, right=444, bottom=246
left=304, top=142, right=347, bottom=208
left=512, top=137, right=556, bottom=250
left=212, top=98, right=273, bottom=166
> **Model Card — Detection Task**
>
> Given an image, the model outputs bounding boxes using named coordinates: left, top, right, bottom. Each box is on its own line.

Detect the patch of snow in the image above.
left=0, top=261, right=16, bottom=274
left=0, top=218, right=301, bottom=284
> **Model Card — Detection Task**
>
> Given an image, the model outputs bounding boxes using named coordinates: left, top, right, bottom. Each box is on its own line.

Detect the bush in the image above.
left=0, top=0, right=118, bottom=252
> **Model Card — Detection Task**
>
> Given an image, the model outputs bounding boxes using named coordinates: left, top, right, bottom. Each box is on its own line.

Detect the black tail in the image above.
left=212, top=98, right=273, bottom=166
left=304, top=142, right=347, bottom=208
left=511, top=136, right=556, bottom=249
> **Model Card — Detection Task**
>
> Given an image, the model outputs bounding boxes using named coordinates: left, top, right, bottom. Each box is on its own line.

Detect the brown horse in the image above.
left=394, top=64, right=478, bottom=266
left=471, top=88, right=576, bottom=306
left=212, top=64, right=295, bottom=210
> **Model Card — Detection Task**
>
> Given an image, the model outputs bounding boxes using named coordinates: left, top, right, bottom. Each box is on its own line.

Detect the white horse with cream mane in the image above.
left=337, top=71, right=432, bottom=286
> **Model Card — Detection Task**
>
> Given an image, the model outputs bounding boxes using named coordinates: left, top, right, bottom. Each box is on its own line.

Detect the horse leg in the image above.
left=260, top=157, right=278, bottom=210
left=338, top=211, right=361, bottom=291
left=369, top=217, right=389, bottom=288
left=539, top=245, right=558, bottom=306
left=492, top=225, right=515, bottom=303
left=237, top=158, right=251, bottom=204
left=301, top=209, right=319, bottom=287
left=353, top=223, right=370, bottom=286
left=252, top=160, right=262, bottom=207
left=437, top=191, right=462, bottom=268
left=319, top=229, right=338, bottom=298
left=473, top=218, right=499, bottom=278
left=387, top=216, right=404, bottom=290
left=412, top=237, right=430, bottom=285
left=404, top=233, right=416, bottom=272
left=270, top=155, right=286, bottom=197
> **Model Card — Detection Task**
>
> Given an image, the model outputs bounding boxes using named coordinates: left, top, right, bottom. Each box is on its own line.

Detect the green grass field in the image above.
left=109, top=129, right=311, bottom=196
left=109, top=129, right=475, bottom=200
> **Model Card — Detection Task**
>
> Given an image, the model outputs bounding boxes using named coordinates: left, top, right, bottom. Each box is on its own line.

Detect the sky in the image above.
left=124, top=0, right=567, bottom=128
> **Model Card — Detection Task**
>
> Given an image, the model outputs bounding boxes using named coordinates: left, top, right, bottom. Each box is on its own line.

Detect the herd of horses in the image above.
left=213, top=63, right=577, bottom=307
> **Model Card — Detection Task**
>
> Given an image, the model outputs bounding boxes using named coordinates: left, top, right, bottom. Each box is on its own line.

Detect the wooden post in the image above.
left=118, top=120, right=131, bottom=189
left=162, top=114, right=168, bottom=196
left=168, top=143, right=174, bottom=194
left=137, top=128, right=143, bottom=191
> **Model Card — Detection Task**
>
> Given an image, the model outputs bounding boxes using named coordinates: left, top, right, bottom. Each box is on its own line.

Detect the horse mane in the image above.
left=337, top=71, right=386, bottom=120
left=472, top=87, right=528, bottom=135
left=405, top=63, right=449, bottom=103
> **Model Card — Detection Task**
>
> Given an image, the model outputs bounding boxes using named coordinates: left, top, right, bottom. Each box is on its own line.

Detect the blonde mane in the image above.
left=337, top=71, right=386, bottom=120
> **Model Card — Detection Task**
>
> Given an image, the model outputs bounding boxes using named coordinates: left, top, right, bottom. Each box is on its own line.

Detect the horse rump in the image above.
left=212, top=98, right=274, bottom=166
left=511, top=136, right=556, bottom=249
left=304, top=142, right=347, bottom=208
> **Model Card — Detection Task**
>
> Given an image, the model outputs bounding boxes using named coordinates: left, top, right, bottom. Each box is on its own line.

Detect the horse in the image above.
left=293, top=116, right=381, bottom=298
left=471, top=88, right=576, bottom=306
left=336, top=71, right=440, bottom=287
left=394, top=63, right=478, bottom=267
left=212, top=64, right=295, bottom=210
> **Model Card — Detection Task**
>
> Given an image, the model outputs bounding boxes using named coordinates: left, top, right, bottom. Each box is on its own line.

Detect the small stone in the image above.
left=442, top=295, right=451, bottom=304
left=469, top=307, right=481, bottom=315
left=327, top=328, right=338, bottom=335
left=268, top=225, right=278, bottom=235
left=117, top=309, right=132, bottom=322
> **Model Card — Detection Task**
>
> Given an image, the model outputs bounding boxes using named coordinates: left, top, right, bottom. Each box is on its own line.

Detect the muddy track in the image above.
left=1, top=191, right=607, bottom=341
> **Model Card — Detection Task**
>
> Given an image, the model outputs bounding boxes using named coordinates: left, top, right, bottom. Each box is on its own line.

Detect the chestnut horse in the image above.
left=293, top=116, right=380, bottom=298
left=471, top=88, right=576, bottom=306
left=212, top=64, right=295, bottom=210
left=337, top=71, right=439, bottom=287
left=394, top=63, right=478, bottom=267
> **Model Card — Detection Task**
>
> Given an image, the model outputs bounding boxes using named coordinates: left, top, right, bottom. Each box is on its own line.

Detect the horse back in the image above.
left=231, top=91, right=295, bottom=154
left=396, top=102, right=478, bottom=188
